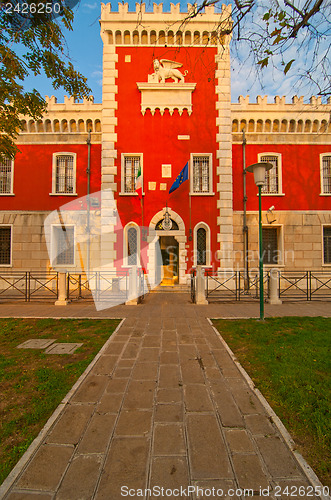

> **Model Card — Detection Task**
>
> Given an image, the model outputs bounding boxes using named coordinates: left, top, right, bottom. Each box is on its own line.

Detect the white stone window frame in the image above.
left=50, top=152, right=77, bottom=196
left=322, top=224, right=331, bottom=266
left=51, top=224, right=76, bottom=268
left=258, top=153, right=284, bottom=196
left=120, top=153, right=144, bottom=196
left=0, top=224, right=13, bottom=267
left=0, top=158, right=14, bottom=196
left=262, top=224, right=284, bottom=267
left=190, top=153, right=214, bottom=196
left=320, top=153, right=331, bottom=196
left=193, top=222, right=211, bottom=267
left=123, top=222, right=141, bottom=267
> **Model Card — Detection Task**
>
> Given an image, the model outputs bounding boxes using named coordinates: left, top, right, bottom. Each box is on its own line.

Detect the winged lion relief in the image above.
left=148, top=59, right=188, bottom=84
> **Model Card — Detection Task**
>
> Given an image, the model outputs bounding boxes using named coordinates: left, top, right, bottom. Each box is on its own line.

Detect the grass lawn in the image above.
left=212, top=317, right=331, bottom=488
left=0, top=318, right=120, bottom=485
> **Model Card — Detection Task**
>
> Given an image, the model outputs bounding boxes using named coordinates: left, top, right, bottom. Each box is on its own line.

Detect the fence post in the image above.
left=55, top=272, right=68, bottom=306
left=268, top=268, right=282, bottom=305
left=196, top=266, right=208, bottom=305
left=126, top=266, right=138, bottom=305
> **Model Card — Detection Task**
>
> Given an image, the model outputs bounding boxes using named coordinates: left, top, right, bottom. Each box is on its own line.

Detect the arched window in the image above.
left=194, top=223, right=211, bottom=266
left=124, top=224, right=140, bottom=266
left=197, top=227, right=206, bottom=265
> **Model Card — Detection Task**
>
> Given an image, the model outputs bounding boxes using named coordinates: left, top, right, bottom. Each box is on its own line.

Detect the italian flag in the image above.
left=135, top=165, right=142, bottom=199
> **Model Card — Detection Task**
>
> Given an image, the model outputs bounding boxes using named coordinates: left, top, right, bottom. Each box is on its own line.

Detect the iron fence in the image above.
left=190, top=269, right=196, bottom=303
left=67, top=271, right=129, bottom=304
left=279, top=271, right=331, bottom=300
left=0, top=271, right=58, bottom=301
left=190, top=269, right=331, bottom=303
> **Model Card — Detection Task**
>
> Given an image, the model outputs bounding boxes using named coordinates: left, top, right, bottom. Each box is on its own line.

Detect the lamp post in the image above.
left=246, top=162, right=273, bottom=320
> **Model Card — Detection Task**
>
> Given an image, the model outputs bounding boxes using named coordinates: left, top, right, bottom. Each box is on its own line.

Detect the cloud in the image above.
left=82, top=2, right=98, bottom=9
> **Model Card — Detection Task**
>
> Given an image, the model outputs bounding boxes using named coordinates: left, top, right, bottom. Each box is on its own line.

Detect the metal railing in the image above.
left=0, top=271, right=58, bottom=301
left=189, top=269, right=331, bottom=303
left=190, top=269, right=196, bottom=303
left=67, top=271, right=130, bottom=303
left=279, top=271, right=331, bottom=300
left=204, top=270, right=267, bottom=302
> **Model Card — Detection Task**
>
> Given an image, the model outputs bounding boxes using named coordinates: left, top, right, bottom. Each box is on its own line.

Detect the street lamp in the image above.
left=246, top=162, right=273, bottom=320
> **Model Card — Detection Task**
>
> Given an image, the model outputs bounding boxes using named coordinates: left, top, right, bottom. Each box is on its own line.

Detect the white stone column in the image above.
left=126, top=266, right=138, bottom=305
left=215, top=42, right=233, bottom=270
left=268, top=268, right=282, bottom=305
left=196, top=265, right=208, bottom=305
left=100, top=40, right=118, bottom=273
left=55, top=272, right=68, bottom=306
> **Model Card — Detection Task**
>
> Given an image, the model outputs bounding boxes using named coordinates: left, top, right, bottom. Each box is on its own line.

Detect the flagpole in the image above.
left=189, top=193, right=192, bottom=241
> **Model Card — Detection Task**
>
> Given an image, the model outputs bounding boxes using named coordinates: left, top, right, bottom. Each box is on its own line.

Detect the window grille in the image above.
left=0, top=159, right=12, bottom=194
left=124, top=156, right=140, bottom=193
left=193, top=156, right=210, bottom=193
left=324, top=227, right=331, bottom=264
left=322, top=156, right=331, bottom=194
left=262, top=227, right=278, bottom=264
left=260, top=155, right=279, bottom=194
left=53, top=226, right=74, bottom=265
left=55, top=155, right=74, bottom=194
left=197, top=227, right=206, bottom=265
left=0, top=227, right=11, bottom=265
left=127, top=227, right=137, bottom=265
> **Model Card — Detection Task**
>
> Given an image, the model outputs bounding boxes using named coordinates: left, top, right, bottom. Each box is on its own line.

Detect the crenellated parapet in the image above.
left=232, top=95, right=331, bottom=138
left=19, top=95, right=102, bottom=135
left=100, top=2, right=232, bottom=47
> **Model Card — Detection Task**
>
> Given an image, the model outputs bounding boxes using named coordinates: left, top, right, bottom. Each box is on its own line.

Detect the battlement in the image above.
left=234, top=95, right=331, bottom=108
left=231, top=95, right=331, bottom=136
left=45, top=95, right=102, bottom=110
left=100, top=2, right=232, bottom=46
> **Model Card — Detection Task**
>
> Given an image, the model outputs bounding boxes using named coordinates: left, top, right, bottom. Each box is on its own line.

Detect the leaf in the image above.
left=284, top=59, right=295, bottom=74
left=258, top=57, right=269, bottom=69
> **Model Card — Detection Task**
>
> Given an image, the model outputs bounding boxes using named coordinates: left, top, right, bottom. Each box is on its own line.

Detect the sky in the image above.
left=21, top=0, right=330, bottom=105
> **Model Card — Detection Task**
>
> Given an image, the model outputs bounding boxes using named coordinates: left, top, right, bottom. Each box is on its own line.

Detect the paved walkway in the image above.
left=0, top=294, right=329, bottom=500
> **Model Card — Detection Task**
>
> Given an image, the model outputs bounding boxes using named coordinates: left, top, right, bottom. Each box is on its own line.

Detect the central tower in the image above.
left=100, top=2, right=234, bottom=280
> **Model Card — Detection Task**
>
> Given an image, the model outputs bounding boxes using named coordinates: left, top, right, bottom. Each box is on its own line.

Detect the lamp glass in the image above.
left=246, top=162, right=273, bottom=187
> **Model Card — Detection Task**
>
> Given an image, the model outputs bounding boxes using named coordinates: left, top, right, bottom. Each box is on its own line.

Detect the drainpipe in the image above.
left=242, top=129, right=249, bottom=291
left=86, top=129, right=91, bottom=276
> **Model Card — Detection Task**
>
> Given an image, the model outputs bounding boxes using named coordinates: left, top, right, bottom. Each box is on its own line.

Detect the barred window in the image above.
left=197, top=228, right=206, bottom=265
left=260, top=155, right=279, bottom=194
left=53, top=226, right=75, bottom=266
left=127, top=227, right=138, bottom=266
left=323, top=227, right=331, bottom=264
left=0, top=227, right=11, bottom=265
left=0, top=159, right=13, bottom=194
left=321, top=155, right=331, bottom=194
left=262, top=227, right=279, bottom=265
left=193, top=156, right=210, bottom=193
left=123, top=156, right=140, bottom=194
left=55, top=155, right=74, bottom=194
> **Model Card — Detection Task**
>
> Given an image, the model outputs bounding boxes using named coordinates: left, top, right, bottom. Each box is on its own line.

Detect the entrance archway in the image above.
left=159, top=235, right=179, bottom=285
left=148, top=208, right=187, bottom=285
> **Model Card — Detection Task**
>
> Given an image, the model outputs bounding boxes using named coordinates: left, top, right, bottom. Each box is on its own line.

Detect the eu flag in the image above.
left=169, top=162, right=189, bottom=194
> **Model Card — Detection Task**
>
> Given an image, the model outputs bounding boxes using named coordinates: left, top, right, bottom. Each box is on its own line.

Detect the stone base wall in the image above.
left=233, top=211, right=331, bottom=271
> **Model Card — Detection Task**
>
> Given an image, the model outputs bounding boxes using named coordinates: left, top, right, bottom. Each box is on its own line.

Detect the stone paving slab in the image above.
left=16, top=339, right=56, bottom=349
left=1, top=293, right=328, bottom=500
left=44, top=343, right=83, bottom=355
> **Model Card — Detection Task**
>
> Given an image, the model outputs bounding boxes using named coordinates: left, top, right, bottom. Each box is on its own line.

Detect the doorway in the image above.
left=158, top=236, right=179, bottom=285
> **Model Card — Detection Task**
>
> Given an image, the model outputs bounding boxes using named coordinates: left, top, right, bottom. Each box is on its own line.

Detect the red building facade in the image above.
left=0, top=3, right=330, bottom=285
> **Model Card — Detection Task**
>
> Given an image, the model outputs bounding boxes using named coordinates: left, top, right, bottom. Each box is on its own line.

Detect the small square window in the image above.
left=262, top=227, right=279, bottom=265
left=0, top=226, right=11, bottom=265
left=52, top=153, right=76, bottom=195
left=321, top=155, right=331, bottom=194
left=323, top=227, right=331, bottom=264
left=191, top=154, right=212, bottom=194
left=0, top=159, right=13, bottom=194
left=52, top=226, right=75, bottom=266
left=121, top=155, right=142, bottom=195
